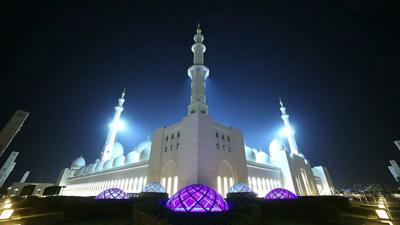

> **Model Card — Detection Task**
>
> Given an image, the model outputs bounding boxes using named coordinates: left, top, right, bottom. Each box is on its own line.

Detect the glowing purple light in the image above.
left=166, top=184, right=229, bottom=212
left=265, top=188, right=298, bottom=200
left=95, top=188, right=129, bottom=200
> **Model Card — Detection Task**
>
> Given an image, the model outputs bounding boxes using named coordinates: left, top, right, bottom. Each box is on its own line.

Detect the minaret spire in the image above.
left=101, top=89, right=126, bottom=162
left=187, top=24, right=209, bottom=114
left=279, top=98, right=300, bottom=155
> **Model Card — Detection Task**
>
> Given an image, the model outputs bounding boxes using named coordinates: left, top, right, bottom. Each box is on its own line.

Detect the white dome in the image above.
left=87, top=163, right=96, bottom=173
left=113, top=155, right=125, bottom=167
left=143, top=182, right=166, bottom=193
left=95, top=161, right=104, bottom=171
left=245, top=146, right=256, bottom=162
left=81, top=166, right=89, bottom=175
left=126, top=150, right=140, bottom=164
left=103, top=158, right=114, bottom=170
left=136, top=141, right=151, bottom=161
left=112, top=142, right=124, bottom=158
left=71, top=156, right=86, bottom=169
left=269, top=139, right=285, bottom=160
left=269, top=139, right=285, bottom=152
left=253, top=149, right=268, bottom=164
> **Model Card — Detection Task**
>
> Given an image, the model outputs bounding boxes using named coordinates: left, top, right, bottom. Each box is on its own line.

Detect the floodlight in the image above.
left=279, top=126, right=294, bottom=137
left=0, top=209, right=14, bottom=219
left=108, top=120, right=126, bottom=131
left=3, top=203, right=12, bottom=209
left=378, top=203, right=386, bottom=209
left=375, top=209, right=390, bottom=219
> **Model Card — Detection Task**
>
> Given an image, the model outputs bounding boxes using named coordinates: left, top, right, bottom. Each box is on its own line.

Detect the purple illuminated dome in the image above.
left=166, top=184, right=229, bottom=212
left=95, top=188, right=129, bottom=200
left=265, top=188, right=298, bottom=200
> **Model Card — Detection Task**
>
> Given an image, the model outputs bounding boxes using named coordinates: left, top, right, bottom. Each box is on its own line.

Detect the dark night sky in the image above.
left=1, top=1, right=399, bottom=189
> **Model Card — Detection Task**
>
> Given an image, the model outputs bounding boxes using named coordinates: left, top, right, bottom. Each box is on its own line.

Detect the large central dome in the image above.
left=166, top=184, right=229, bottom=212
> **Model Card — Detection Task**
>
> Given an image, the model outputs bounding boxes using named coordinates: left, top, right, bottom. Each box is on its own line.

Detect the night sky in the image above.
left=1, top=1, right=399, bottom=189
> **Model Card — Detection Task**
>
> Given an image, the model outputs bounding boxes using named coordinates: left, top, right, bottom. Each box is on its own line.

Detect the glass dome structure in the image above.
left=166, top=184, right=229, bottom=212
left=143, top=182, right=166, bottom=193
left=228, top=183, right=253, bottom=193
left=95, top=188, right=129, bottom=200
left=264, top=188, right=298, bottom=200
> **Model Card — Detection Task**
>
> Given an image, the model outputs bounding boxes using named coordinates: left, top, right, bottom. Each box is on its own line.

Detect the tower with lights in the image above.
left=188, top=24, right=209, bottom=115
left=56, top=25, right=334, bottom=198
left=279, top=98, right=300, bottom=155
left=101, top=90, right=126, bottom=162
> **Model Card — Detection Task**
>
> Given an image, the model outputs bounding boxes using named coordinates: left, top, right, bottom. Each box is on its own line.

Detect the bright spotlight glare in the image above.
left=375, top=209, right=390, bottom=219
left=109, top=120, right=126, bottom=131
left=279, top=126, right=294, bottom=137
left=0, top=209, right=14, bottom=219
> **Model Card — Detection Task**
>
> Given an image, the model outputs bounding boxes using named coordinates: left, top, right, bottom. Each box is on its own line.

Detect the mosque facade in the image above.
left=57, top=27, right=335, bottom=198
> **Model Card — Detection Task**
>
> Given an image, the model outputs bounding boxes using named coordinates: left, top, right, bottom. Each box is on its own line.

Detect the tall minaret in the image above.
left=101, top=89, right=126, bottom=162
left=187, top=24, right=209, bottom=115
left=279, top=98, right=300, bottom=155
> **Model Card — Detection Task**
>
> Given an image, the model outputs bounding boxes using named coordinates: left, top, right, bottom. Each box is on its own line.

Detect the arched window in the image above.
left=216, top=132, right=219, bottom=138
left=167, top=177, right=172, bottom=196
left=252, top=177, right=258, bottom=192
left=133, top=178, right=138, bottom=192
left=229, top=177, right=234, bottom=189
left=143, top=176, right=147, bottom=189
left=138, top=177, right=143, bottom=192
left=217, top=176, right=222, bottom=195
left=161, top=177, right=166, bottom=188
left=223, top=177, right=228, bottom=197
left=125, top=178, right=129, bottom=191
left=248, top=177, right=252, bottom=189
left=262, top=178, right=267, bottom=196
left=120, top=179, right=125, bottom=190
left=171, top=134, right=174, bottom=139
left=222, top=134, right=225, bottom=140
left=173, top=176, right=178, bottom=194
left=257, top=178, right=262, bottom=197
left=177, top=132, right=180, bottom=138
left=165, top=136, right=168, bottom=141
left=128, top=178, right=134, bottom=192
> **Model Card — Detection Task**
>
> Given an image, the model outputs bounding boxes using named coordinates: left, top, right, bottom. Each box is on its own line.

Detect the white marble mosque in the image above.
left=57, top=26, right=335, bottom=198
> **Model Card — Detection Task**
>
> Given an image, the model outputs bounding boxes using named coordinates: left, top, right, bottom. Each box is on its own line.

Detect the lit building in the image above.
left=388, top=160, right=400, bottom=183
left=0, top=151, right=19, bottom=188
left=57, top=26, right=335, bottom=198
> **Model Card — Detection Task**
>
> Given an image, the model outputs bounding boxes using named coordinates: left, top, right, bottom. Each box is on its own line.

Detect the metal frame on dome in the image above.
left=143, top=182, right=166, bottom=193
left=166, top=184, right=229, bottom=213
left=95, top=188, right=129, bottom=200
left=264, top=188, right=298, bottom=200
left=228, top=183, right=253, bottom=193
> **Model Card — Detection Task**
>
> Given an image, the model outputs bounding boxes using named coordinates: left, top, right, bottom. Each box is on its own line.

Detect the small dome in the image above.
left=103, top=158, right=114, bottom=170
left=269, top=139, right=285, bottom=153
left=143, top=182, right=166, bottom=193
left=112, top=142, right=124, bottom=158
left=81, top=166, right=90, bottom=175
left=228, top=183, right=253, bottom=193
left=126, top=150, right=140, bottom=164
left=245, top=146, right=256, bottom=162
left=113, top=155, right=125, bottom=167
left=95, top=161, right=104, bottom=172
left=95, top=188, right=129, bottom=200
left=166, top=184, right=229, bottom=212
left=194, top=33, right=204, bottom=43
left=265, top=188, right=298, bottom=200
left=136, top=141, right=151, bottom=161
left=74, top=168, right=84, bottom=176
left=71, top=155, right=85, bottom=169
left=87, top=163, right=96, bottom=173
